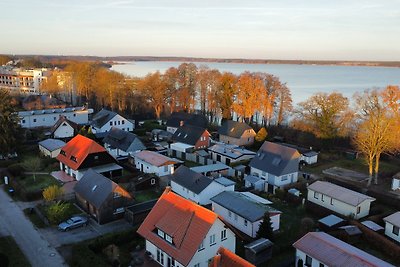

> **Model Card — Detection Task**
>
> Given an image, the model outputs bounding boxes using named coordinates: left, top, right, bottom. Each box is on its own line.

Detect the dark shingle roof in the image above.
left=249, top=141, right=301, bottom=176
left=166, top=112, right=208, bottom=128
left=170, top=166, right=213, bottom=194
left=211, top=191, right=280, bottom=222
left=91, top=109, right=117, bottom=128
left=218, top=120, right=254, bottom=139
left=103, top=127, right=145, bottom=152
left=172, top=125, right=208, bottom=146
left=74, top=169, right=118, bottom=209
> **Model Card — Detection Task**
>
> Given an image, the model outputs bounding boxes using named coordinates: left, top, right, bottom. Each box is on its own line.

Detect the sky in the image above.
left=1, top=0, right=400, bottom=60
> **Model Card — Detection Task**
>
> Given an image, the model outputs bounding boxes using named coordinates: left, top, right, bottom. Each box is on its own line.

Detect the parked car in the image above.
left=58, top=216, right=89, bottom=231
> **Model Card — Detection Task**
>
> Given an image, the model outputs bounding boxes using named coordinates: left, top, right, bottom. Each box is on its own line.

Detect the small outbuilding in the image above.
left=384, top=212, right=400, bottom=243
left=38, top=139, right=66, bottom=158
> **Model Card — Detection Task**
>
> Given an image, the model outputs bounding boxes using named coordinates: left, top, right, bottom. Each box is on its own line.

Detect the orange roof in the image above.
left=210, top=247, right=255, bottom=267
left=137, top=188, right=218, bottom=266
left=56, top=134, right=106, bottom=170
left=134, top=150, right=178, bottom=167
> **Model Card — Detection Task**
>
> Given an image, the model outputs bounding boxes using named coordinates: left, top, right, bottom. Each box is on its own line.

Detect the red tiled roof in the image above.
left=56, top=134, right=106, bottom=170
left=137, top=188, right=217, bottom=266
left=134, top=150, right=178, bottom=167
left=210, top=247, right=255, bottom=267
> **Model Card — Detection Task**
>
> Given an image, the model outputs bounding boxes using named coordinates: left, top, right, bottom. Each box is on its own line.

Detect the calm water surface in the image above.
left=111, top=61, right=400, bottom=103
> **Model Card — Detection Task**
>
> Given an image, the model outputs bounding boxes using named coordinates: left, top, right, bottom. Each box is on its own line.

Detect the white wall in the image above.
left=251, top=167, right=298, bottom=193
left=307, top=189, right=372, bottom=219
left=145, top=218, right=235, bottom=267
left=295, top=249, right=325, bottom=267
left=20, top=110, right=89, bottom=128
left=384, top=222, right=400, bottom=243
left=392, top=178, right=400, bottom=191
left=105, top=145, right=130, bottom=159
left=39, top=146, right=61, bottom=158
left=91, top=114, right=134, bottom=134
left=167, top=126, right=178, bottom=134
left=135, top=158, right=174, bottom=177
left=301, top=154, right=318, bottom=165
left=210, top=151, right=255, bottom=165
left=53, top=122, right=75, bottom=138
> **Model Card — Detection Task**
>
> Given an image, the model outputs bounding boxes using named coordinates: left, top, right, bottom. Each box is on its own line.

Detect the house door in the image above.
left=267, top=184, right=274, bottom=193
left=226, top=158, right=231, bottom=165
left=167, top=257, right=175, bottom=267
left=141, top=164, right=143, bottom=172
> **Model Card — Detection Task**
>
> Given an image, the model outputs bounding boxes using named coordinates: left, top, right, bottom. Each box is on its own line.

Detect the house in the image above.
left=279, top=143, right=318, bottom=165
left=208, top=144, right=256, bottom=166
left=244, top=175, right=265, bottom=191
left=103, top=127, right=146, bottom=159
left=51, top=116, right=79, bottom=139
left=218, top=120, right=256, bottom=146
left=293, top=232, right=394, bottom=267
left=307, top=181, right=375, bottom=219
left=133, top=150, right=179, bottom=177
left=171, top=125, right=210, bottom=150
left=210, top=247, right=255, bottom=267
left=137, top=188, right=236, bottom=267
left=211, top=191, right=281, bottom=238
left=74, top=169, right=132, bottom=224
left=391, top=172, right=400, bottom=190
left=56, top=134, right=122, bottom=181
left=38, top=138, right=66, bottom=158
left=249, top=141, right=301, bottom=193
left=90, top=108, right=134, bottom=135
left=22, top=95, right=66, bottom=110
left=18, top=106, right=92, bottom=129
left=384, top=212, right=400, bottom=243
left=170, top=166, right=235, bottom=205
left=166, top=111, right=208, bottom=134
left=190, top=163, right=230, bottom=177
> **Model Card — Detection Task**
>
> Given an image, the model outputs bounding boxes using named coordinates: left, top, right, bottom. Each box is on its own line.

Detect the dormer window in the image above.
left=113, top=192, right=121, bottom=198
left=165, top=234, right=173, bottom=244
left=70, top=156, right=77, bottom=162
left=158, top=229, right=165, bottom=238
left=60, top=150, right=66, bottom=156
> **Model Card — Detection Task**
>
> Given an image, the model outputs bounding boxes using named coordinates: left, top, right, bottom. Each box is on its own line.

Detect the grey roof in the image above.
left=361, top=220, right=384, bottom=231
left=190, top=163, right=230, bottom=174
left=244, top=175, right=263, bottom=184
left=384, top=211, right=400, bottom=227
left=218, top=120, right=254, bottom=139
left=293, top=232, right=394, bottom=267
left=18, top=106, right=87, bottom=117
left=74, top=169, right=120, bottom=209
left=166, top=112, right=208, bottom=128
left=339, top=225, right=362, bottom=236
left=279, top=142, right=318, bottom=157
left=172, top=125, right=208, bottom=146
left=244, top=238, right=273, bottom=253
left=38, top=138, right=66, bottom=152
left=308, top=181, right=375, bottom=206
left=214, top=177, right=236, bottom=187
left=208, top=144, right=256, bottom=159
left=249, top=141, right=301, bottom=176
left=91, top=109, right=118, bottom=128
left=170, top=166, right=213, bottom=194
left=211, top=191, right=280, bottom=222
left=103, top=127, right=145, bottom=152
left=318, top=214, right=345, bottom=227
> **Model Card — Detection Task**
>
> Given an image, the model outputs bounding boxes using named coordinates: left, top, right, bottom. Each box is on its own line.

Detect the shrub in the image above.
left=255, top=127, right=268, bottom=142
left=46, top=201, right=73, bottom=224
left=43, top=185, right=63, bottom=202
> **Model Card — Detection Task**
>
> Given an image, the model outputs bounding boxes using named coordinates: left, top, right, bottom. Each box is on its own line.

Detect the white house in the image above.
left=18, top=106, right=92, bottom=129
left=249, top=141, right=301, bottom=193
left=103, top=127, right=146, bottom=159
left=0, top=66, right=49, bottom=94
left=137, top=188, right=236, bottom=267
left=211, top=191, right=281, bottom=238
left=170, top=166, right=235, bottom=205
left=244, top=175, right=265, bottom=191
left=293, top=232, right=394, bottom=267
left=51, top=116, right=79, bottom=139
left=208, top=144, right=256, bottom=165
left=38, top=139, right=66, bottom=158
left=384, top=212, right=400, bottom=243
left=90, top=109, right=134, bottom=135
left=133, top=150, right=179, bottom=177
left=307, top=181, right=375, bottom=219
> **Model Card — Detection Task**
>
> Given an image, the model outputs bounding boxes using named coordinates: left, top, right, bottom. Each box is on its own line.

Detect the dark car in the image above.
left=58, top=216, right=89, bottom=231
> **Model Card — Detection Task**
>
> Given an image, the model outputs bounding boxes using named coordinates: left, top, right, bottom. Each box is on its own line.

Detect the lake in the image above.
left=111, top=61, right=400, bottom=104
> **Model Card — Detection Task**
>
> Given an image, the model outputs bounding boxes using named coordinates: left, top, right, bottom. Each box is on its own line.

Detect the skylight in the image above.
left=272, top=157, right=281, bottom=166
left=92, top=185, right=98, bottom=191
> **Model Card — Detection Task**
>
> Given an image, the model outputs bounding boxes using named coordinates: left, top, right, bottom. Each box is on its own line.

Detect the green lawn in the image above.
left=16, top=174, right=60, bottom=192
left=0, top=236, right=31, bottom=267
left=134, top=190, right=161, bottom=203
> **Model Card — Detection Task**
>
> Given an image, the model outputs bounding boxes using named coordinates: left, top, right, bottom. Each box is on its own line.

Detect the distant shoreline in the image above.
left=11, top=54, right=400, bottom=68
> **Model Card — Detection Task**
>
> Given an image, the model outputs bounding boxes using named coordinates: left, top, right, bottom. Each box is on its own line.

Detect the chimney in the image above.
left=180, top=120, right=184, bottom=127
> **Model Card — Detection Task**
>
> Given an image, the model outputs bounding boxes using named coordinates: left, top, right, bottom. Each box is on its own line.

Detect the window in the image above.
left=73, top=114, right=76, bottom=117
left=321, top=194, right=324, bottom=202
left=165, top=234, right=173, bottom=244
left=157, top=229, right=165, bottom=238
left=60, top=150, right=66, bottom=156
left=151, top=178, right=156, bottom=185
left=330, top=198, right=334, bottom=205
left=114, top=207, right=124, bottom=214
left=262, top=171, right=266, bottom=177
left=393, top=225, right=399, bottom=236
left=209, top=234, right=216, bottom=246
left=118, top=121, right=121, bottom=125
left=113, top=192, right=121, bottom=198
left=314, top=191, right=319, bottom=199
left=357, top=206, right=361, bottom=214
left=70, top=156, right=77, bottom=162
left=244, top=220, right=248, bottom=226
left=281, top=175, right=288, bottom=181
left=305, top=255, right=312, bottom=267
left=319, top=263, right=325, bottom=267
left=234, top=214, right=238, bottom=221
left=156, top=249, right=164, bottom=265
left=164, top=165, right=168, bottom=172
left=22, top=119, right=25, bottom=124
left=122, top=120, right=125, bottom=124
left=54, top=117, right=56, bottom=121
left=33, top=119, right=37, bottom=122
left=194, top=264, right=200, bottom=267
left=228, top=211, right=232, bottom=217
left=110, top=121, right=113, bottom=126
left=221, top=229, right=227, bottom=240
left=198, top=240, right=204, bottom=251
left=94, top=155, right=99, bottom=160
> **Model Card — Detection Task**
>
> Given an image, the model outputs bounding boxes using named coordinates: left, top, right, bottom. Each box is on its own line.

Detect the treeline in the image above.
left=41, top=62, right=293, bottom=125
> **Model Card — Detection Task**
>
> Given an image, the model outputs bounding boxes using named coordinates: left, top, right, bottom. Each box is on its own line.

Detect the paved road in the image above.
left=0, top=186, right=67, bottom=267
